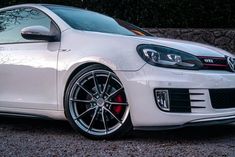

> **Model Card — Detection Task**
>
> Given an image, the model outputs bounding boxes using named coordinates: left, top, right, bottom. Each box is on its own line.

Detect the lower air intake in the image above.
left=209, top=89, right=235, bottom=109
left=155, top=89, right=191, bottom=113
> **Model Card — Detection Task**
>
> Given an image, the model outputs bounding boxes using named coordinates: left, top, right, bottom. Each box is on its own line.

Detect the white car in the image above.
left=0, top=4, right=235, bottom=139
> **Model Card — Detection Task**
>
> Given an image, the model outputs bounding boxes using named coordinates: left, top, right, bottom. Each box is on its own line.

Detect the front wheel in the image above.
left=64, top=64, right=132, bottom=139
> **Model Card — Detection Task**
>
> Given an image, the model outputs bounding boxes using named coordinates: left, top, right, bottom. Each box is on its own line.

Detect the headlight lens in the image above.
left=137, top=44, right=203, bottom=70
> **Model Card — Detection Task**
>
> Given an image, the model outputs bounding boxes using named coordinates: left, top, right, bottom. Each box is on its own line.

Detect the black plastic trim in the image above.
left=134, top=117, right=235, bottom=131
left=210, top=88, right=235, bottom=109
left=0, top=111, right=52, bottom=120
left=190, top=100, right=205, bottom=102
left=190, top=93, right=204, bottom=95
left=154, top=88, right=191, bottom=113
left=191, top=106, right=206, bottom=109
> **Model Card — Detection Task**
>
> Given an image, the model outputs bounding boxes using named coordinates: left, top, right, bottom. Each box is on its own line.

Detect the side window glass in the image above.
left=0, top=8, right=53, bottom=44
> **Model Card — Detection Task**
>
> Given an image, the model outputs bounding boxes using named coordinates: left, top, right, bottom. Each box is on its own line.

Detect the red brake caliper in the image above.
left=113, top=95, right=123, bottom=114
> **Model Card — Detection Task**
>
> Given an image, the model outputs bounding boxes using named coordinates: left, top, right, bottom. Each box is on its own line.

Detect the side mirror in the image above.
left=21, top=26, right=59, bottom=42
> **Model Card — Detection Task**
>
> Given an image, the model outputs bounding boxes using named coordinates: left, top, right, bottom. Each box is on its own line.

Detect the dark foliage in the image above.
left=0, top=0, right=234, bottom=28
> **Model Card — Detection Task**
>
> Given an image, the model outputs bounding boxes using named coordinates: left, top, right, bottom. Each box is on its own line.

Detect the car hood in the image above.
left=62, top=30, right=234, bottom=71
left=133, top=36, right=234, bottom=58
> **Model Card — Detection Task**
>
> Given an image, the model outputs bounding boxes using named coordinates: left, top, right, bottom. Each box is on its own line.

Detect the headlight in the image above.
left=137, top=44, right=203, bottom=70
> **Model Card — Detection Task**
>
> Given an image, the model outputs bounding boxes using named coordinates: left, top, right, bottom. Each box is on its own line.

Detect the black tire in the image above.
left=64, top=64, right=132, bottom=140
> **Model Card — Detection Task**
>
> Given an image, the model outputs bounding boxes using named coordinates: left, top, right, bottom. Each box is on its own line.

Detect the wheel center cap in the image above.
left=97, top=98, right=105, bottom=107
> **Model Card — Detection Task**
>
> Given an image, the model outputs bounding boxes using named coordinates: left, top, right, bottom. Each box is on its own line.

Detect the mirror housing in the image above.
left=21, top=26, right=59, bottom=42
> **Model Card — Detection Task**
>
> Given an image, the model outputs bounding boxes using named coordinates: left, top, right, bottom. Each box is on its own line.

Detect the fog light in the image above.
left=155, top=90, right=170, bottom=111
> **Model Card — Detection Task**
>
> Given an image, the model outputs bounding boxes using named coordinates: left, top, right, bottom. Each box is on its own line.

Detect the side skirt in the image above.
left=0, top=111, right=52, bottom=120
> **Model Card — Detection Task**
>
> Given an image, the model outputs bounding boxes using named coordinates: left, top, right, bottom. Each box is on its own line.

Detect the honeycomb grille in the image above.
left=209, top=89, right=235, bottom=109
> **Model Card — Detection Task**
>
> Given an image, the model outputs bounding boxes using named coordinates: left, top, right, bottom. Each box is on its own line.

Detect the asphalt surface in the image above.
left=0, top=117, right=235, bottom=157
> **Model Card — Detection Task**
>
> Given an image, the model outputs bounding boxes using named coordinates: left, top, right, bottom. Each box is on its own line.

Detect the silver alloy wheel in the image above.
left=68, top=69, right=130, bottom=136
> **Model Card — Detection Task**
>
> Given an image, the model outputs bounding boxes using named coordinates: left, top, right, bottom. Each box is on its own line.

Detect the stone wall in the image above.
left=145, top=28, right=235, bottom=54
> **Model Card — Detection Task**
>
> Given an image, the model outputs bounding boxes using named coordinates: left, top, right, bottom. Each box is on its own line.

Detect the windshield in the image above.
left=45, top=5, right=153, bottom=36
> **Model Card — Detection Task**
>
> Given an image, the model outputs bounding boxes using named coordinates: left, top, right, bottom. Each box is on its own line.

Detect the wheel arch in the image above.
left=62, top=62, right=118, bottom=113
left=64, top=62, right=115, bottom=93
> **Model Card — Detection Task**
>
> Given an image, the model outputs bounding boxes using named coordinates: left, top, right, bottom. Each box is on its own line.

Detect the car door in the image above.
left=0, top=7, right=60, bottom=110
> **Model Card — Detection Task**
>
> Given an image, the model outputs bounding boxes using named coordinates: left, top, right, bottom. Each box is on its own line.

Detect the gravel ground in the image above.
left=0, top=117, right=235, bottom=157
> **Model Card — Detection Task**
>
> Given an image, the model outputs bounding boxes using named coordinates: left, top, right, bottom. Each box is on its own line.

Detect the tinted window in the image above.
left=0, top=8, right=52, bottom=44
left=46, top=5, right=152, bottom=36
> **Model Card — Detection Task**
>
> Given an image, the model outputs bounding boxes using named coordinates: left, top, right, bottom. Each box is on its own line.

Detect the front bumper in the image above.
left=134, top=115, right=235, bottom=131
left=115, top=64, right=235, bottom=128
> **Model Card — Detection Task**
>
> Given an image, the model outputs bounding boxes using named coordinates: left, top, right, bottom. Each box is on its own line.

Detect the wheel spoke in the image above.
left=106, top=87, right=124, bottom=100
left=92, top=72, right=101, bottom=94
left=104, top=107, right=122, bottom=124
left=70, top=98, right=94, bottom=103
left=87, top=107, right=98, bottom=132
left=105, top=101, right=128, bottom=106
left=75, top=106, right=96, bottom=119
left=76, top=82, right=93, bottom=97
left=102, top=72, right=111, bottom=96
left=102, top=108, right=108, bottom=134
